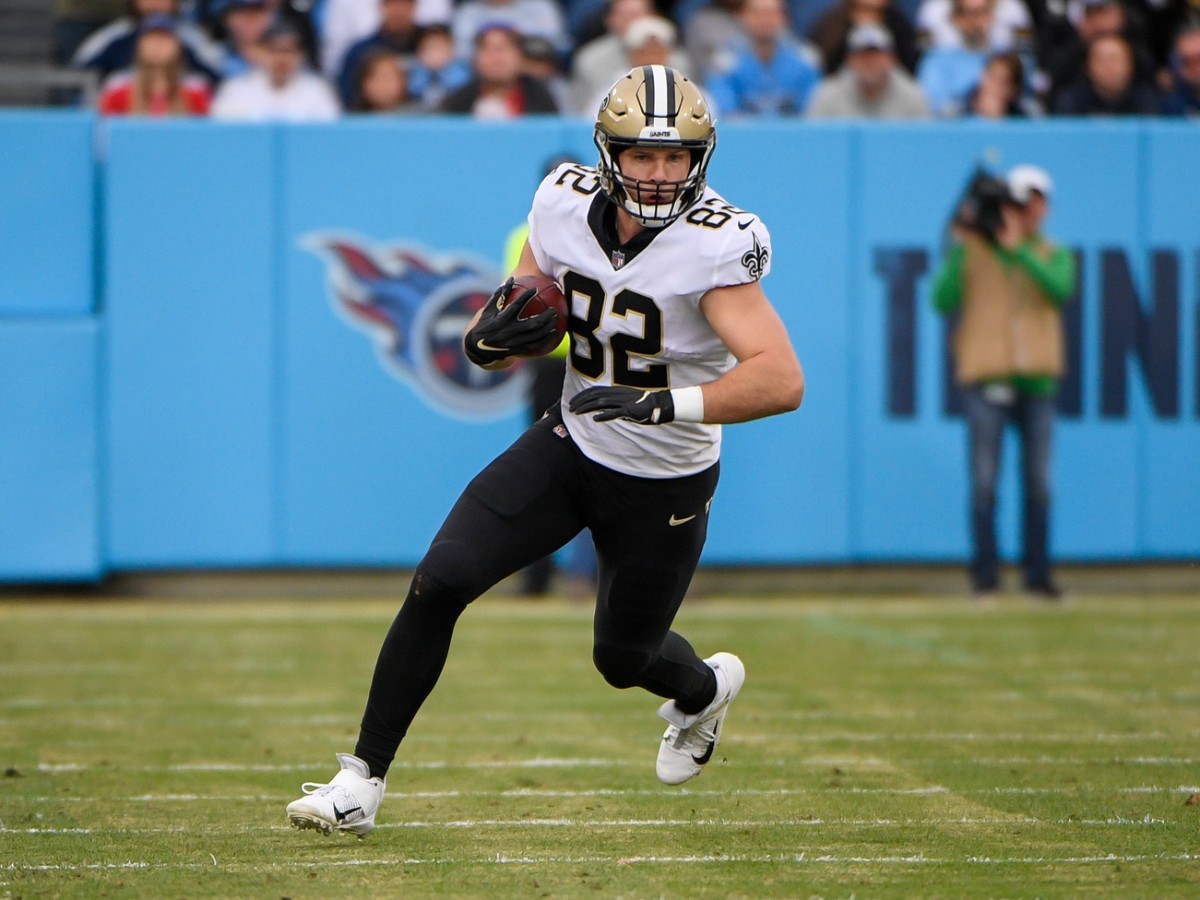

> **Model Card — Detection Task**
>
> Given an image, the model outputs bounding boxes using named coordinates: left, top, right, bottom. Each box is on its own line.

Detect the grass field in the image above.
left=3, top=585, right=1199, bottom=898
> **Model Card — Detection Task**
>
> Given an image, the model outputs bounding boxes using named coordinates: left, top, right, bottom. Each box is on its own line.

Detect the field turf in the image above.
left=2, top=587, right=1199, bottom=898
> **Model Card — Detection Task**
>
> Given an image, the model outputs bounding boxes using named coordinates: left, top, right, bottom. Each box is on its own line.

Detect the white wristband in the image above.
left=670, top=385, right=705, bottom=423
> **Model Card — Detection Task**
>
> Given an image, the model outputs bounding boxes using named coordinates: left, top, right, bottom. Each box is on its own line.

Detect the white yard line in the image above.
left=10, top=786, right=1199, bottom=804
left=4, top=852, right=1197, bottom=874
left=12, top=720, right=1195, bottom=739
left=30, top=754, right=1200, bottom=776
left=2, top=814, right=1172, bottom=836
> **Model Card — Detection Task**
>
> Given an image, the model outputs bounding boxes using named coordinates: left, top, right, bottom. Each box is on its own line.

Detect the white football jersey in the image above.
left=527, top=163, right=773, bottom=479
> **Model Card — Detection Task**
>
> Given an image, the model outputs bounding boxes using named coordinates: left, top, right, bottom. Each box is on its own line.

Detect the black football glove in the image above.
left=463, top=277, right=560, bottom=367
left=569, top=386, right=675, bottom=425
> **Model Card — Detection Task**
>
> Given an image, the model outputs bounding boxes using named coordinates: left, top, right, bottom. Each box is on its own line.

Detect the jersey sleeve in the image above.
left=709, top=214, right=772, bottom=288
left=525, top=164, right=574, bottom=277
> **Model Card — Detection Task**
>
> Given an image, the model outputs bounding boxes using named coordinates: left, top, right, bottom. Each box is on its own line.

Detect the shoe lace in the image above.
left=667, top=715, right=719, bottom=751
left=300, top=780, right=346, bottom=798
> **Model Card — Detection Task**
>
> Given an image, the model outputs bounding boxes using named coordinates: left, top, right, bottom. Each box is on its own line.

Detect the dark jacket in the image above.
left=1162, top=81, right=1200, bottom=117
left=72, top=17, right=223, bottom=83
left=441, top=75, right=559, bottom=115
left=807, top=4, right=920, bottom=74
left=1051, top=78, right=1163, bottom=115
left=338, top=29, right=420, bottom=106
left=1037, top=6, right=1156, bottom=95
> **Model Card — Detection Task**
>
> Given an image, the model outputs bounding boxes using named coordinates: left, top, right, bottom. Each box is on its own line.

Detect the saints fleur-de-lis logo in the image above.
left=741, top=233, right=768, bottom=281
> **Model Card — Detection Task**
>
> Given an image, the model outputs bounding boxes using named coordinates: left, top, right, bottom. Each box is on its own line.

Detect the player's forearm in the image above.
left=697, top=350, right=804, bottom=424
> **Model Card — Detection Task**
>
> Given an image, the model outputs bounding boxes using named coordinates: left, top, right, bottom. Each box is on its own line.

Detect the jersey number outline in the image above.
left=563, top=271, right=667, bottom=389
left=685, top=198, right=751, bottom=231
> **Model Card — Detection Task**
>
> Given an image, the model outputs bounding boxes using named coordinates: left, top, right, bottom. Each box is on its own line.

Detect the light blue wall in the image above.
left=704, top=124, right=854, bottom=563
left=1, top=114, right=1198, bottom=579
left=0, top=112, right=95, bottom=314
left=276, top=121, right=560, bottom=564
left=104, top=122, right=277, bottom=567
left=0, top=319, right=101, bottom=579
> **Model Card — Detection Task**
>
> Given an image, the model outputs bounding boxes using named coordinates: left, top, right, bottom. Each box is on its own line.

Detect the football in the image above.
left=504, top=274, right=568, bottom=357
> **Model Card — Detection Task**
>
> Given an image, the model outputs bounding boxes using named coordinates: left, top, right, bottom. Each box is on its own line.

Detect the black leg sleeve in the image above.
left=355, top=571, right=467, bottom=779
left=354, top=416, right=586, bottom=779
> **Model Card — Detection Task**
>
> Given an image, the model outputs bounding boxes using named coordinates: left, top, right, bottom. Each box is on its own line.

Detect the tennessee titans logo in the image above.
left=303, top=233, right=529, bottom=419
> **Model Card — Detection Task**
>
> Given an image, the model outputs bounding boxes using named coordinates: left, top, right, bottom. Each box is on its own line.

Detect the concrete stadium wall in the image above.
left=2, top=113, right=1197, bottom=580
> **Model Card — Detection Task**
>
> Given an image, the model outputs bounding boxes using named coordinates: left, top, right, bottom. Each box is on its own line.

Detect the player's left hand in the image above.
left=569, top=387, right=675, bottom=425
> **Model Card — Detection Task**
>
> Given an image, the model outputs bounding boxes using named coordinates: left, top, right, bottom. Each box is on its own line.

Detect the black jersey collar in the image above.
left=587, top=194, right=665, bottom=271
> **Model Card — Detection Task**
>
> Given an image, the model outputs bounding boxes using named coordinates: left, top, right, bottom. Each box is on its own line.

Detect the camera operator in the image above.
left=931, top=164, right=1077, bottom=601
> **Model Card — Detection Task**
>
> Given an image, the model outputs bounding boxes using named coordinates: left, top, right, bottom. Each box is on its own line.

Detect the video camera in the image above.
left=950, top=165, right=1014, bottom=245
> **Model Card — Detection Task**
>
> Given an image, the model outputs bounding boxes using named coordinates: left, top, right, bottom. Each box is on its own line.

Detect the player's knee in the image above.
left=592, top=642, right=651, bottom=690
left=412, top=539, right=484, bottom=609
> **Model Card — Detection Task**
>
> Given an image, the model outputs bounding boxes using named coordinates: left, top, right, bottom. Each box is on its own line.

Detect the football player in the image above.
left=286, top=64, right=804, bottom=837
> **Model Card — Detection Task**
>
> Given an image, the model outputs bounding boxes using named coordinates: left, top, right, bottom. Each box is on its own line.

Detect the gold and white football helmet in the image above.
left=594, top=65, right=716, bottom=228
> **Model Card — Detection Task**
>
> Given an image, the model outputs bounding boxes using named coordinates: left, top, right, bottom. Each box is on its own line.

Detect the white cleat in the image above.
left=656, top=652, right=745, bottom=785
left=286, top=753, right=385, bottom=837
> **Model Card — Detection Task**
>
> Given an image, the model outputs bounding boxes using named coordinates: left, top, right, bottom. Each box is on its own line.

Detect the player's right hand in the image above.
left=463, top=277, right=559, bottom=367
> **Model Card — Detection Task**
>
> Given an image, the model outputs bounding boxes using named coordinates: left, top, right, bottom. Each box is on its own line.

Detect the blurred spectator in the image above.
left=808, top=0, right=920, bottom=75
left=571, top=0, right=694, bottom=113
left=441, top=23, right=559, bottom=116
left=1039, top=0, right=1157, bottom=101
left=54, top=0, right=125, bottom=64
left=195, top=0, right=320, bottom=66
left=211, top=20, right=341, bottom=119
left=72, top=0, right=224, bottom=84
left=408, top=23, right=472, bottom=109
left=963, top=49, right=1038, bottom=116
left=806, top=22, right=930, bottom=116
left=337, top=0, right=422, bottom=106
left=1143, top=0, right=1200, bottom=69
left=215, top=0, right=271, bottom=79
left=97, top=14, right=211, bottom=114
left=450, top=0, right=570, bottom=61
left=915, top=0, right=1032, bottom=51
left=683, top=0, right=746, bottom=79
left=520, top=35, right=572, bottom=112
left=320, top=0, right=450, bottom=79
left=606, top=13, right=684, bottom=107
left=706, top=0, right=821, bottom=117
left=916, top=0, right=1000, bottom=116
left=348, top=48, right=422, bottom=111
left=1163, top=24, right=1200, bottom=116
left=931, top=164, right=1076, bottom=601
left=1051, top=31, right=1163, bottom=113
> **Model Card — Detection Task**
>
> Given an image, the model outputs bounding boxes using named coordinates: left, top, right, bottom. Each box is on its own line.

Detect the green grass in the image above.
left=2, top=590, right=1199, bottom=898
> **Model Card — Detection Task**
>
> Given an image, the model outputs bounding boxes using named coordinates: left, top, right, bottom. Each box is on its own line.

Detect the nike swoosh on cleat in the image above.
left=692, top=741, right=715, bottom=765
left=335, top=806, right=363, bottom=822
left=668, top=514, right=696, bottom=526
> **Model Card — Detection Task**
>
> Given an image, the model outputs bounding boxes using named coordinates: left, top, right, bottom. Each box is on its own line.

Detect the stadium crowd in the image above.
left=58, top=0, right=1200, bottom=119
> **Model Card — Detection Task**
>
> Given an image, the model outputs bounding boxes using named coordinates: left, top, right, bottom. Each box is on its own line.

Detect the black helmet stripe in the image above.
left=641, top=65, right=676, bottom=126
